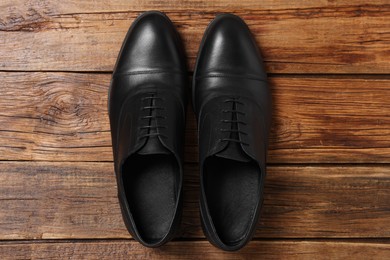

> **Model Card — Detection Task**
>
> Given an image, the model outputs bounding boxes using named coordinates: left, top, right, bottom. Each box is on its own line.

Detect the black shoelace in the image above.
left=138, top=93, right=167, bottom=140
left=219, top=97, right=249, bottom=146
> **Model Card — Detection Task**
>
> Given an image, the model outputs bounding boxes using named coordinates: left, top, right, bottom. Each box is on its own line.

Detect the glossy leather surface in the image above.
left=193, top=14, right=272, bottom=251
left=108, top=11, right=188, bottom=247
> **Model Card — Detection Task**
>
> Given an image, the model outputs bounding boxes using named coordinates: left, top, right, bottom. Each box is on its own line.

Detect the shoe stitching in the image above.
left=195, top=73, right=267, bottom=82
left=113, top=70, right=186, bottom=77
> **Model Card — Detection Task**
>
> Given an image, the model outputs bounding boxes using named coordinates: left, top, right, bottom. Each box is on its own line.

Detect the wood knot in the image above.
left=38, top=91, right=89, bottom=129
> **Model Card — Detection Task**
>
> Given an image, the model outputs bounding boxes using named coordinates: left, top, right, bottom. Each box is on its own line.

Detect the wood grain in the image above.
left=1, top=0, right=389, bottom=258
left=0, top=161, right=389, bottom=240
left=0, top=240, right=389, bottom=260
left=4, top=0, right=390, bottom=12
left=1, top=72, right=389, bottom=163
left=0, top=2, right=389, bottom=73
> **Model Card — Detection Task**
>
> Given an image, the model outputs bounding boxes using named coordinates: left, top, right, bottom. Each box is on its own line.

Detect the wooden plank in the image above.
left=1, top=72, right=390, bottom=163
left=0, top=240, right=389, bottom=259
left=0, top=162, right=389, bottom=240
left=0, top=2, right=389, bottom=73
left=0, top=72, right=111, bottom=162
left=3, top=0, right=390, bottom=13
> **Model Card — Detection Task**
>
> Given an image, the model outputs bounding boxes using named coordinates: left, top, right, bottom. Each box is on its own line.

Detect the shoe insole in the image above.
left=122, top=154, right=178, bottom=243
left=204, top=156, right=260, bottom=245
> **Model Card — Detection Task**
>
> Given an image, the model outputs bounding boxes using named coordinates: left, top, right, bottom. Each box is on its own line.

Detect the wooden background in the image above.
left=0, top=0, right=389, bottom=259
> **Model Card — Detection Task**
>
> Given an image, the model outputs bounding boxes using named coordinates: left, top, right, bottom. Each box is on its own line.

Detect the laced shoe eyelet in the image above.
left=137, top=93, right=166, bottom=142
left=218, top=97, right=249, bottom=146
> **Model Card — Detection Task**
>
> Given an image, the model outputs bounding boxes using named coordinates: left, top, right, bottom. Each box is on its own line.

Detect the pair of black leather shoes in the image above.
left=108, top=11, right=271, bottom=251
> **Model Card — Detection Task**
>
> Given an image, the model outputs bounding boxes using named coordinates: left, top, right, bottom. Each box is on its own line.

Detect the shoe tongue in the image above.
left=137, top=136, right=170, bottom=155
left=215, top=142, right=251, bottom=162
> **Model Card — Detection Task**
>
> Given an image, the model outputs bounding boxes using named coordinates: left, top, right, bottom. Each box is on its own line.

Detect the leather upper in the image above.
left=193, top=14, right=272, bottom=251
left=194, top=14, right=271, bottom=168
left=108, top=11, right=187, bottom=247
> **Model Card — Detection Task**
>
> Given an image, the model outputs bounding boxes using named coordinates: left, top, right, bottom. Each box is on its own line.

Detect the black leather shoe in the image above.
left=193, top=14, right=272, bottom=251
left=108, top=11, right=188, bottom=247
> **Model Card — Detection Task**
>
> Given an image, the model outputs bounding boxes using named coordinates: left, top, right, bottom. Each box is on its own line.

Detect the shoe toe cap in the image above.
left=114, top=11, right=186, bottom=75
left=196, top=14, right=266, bottom=79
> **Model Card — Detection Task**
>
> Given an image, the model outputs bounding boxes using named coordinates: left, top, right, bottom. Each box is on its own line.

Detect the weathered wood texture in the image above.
left=0, top=1, right=389, bottom=73
left=1, top=72, right=389, bottom=163
left=1, top=0, right=389, bottom=258
left=0, top=162, right=388, bottom=240
left=0, top=240, right=389, bottom=260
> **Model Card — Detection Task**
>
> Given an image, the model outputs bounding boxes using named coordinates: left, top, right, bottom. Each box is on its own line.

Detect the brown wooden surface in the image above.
left=0, top=0, right=389, bottom=258
left=0, top=1, right=389, bottom=73
left=0, top=162, right=388, bottom=240
left=0, top=240, right=389, bottom=260
left=1, top=72, right=390, bottom=163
